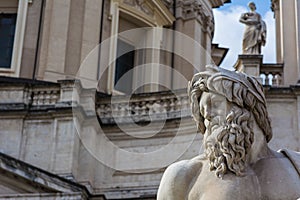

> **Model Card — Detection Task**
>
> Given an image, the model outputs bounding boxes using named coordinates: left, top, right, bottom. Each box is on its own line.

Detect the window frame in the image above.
left=114, top=38, right=136, bottom=94
left=106, top=0, right=174, bottom=95
left=0, top=13, right=17, bottom=69
left=0, top=0, right=30, bottom=77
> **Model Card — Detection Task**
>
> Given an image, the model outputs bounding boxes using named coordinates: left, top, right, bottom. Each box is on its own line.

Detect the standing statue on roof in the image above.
left=240, top=2, right=266, bottom=54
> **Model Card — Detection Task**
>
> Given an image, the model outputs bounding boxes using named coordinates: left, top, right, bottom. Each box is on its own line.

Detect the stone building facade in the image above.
left=0, top=0, right=299, bottom=199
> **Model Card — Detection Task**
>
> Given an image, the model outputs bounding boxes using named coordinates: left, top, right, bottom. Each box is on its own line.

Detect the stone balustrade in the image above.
left=260, top=63, right=284, bottom=86
left=96, top=89, right=191, bottom=124
left=236, top=55, right=284, bottom=87
left=0, top=77, right=61, bottom=111
left=31, top=87, right=60, bottom=106
left=0, top=77, right=192, bottom=124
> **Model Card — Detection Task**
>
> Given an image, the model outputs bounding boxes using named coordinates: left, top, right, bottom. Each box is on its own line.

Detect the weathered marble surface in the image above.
left=239, top=2, right=266, bottom=54
left=0, top=75, right=300, bottom=199
left=157, top=66, right=300, bottom=200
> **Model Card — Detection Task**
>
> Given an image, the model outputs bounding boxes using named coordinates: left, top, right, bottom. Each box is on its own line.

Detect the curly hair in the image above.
left=188, top=65, right=272, bottom=143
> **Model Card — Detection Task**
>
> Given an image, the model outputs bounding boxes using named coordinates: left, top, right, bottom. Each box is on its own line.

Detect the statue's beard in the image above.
left=204, top=109, right=254, bottom=178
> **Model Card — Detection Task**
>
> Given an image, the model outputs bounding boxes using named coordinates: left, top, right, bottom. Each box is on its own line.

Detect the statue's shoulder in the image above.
left=278, top=149, right=300, bottom=175
left=163, top=154, right=206, bottom=180
left=157, top=155, right=206, bottom=200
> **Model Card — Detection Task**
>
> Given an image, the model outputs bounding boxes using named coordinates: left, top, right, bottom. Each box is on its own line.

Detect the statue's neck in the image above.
left=248, top=126, right=274, bottom=164
left=250, top=144, right=274, bottom=164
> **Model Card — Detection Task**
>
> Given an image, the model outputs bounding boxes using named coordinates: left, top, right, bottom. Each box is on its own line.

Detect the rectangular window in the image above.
left=0, top=14, right=17, bottom=69
left=115, top=39, right=135, bottom=94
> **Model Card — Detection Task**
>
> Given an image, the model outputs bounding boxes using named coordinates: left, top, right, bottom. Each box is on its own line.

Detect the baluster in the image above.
left=131, top=102, right=139, bottom=116
left=169, top=98, right=175, bottom=112
left=175, top=97, right=181, bottom=111
left=33, top=91, right=38, bottom=105
left=148, top=101, right=154, bottom=115
left=265, top=73, right=270, bottom=86
left=140, top=101, right=147, bottom=115
left=119, top=103, right=126, bottom=117
left=99, top=104, right=104, bottom=117
left=259, top=74, right=265, bottom=85
left=272, top=73, right=277, bottom=86
left=107, top=104, right=112, bottom=118
left=275, top=73, right=283, bottom=86
left=50, top=91, right=55, bottom=104
left=182, top=97, right=189, bottom=110
left=162, top=100, right=168, bottom=113
left=45, top=91, right=51, bottom=105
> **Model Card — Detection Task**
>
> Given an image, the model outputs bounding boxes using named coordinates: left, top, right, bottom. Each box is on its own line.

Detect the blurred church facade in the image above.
left=0, top=0, right=299, bottom=199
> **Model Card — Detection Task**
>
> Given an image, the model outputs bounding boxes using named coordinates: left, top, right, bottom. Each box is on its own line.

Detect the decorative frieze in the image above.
left=31, top=87, right=60, bottom=106
left=161, top=0, right=174, bottom=11
left=176, top=0, right=214, bottom=35
left=0, top=78, right=61, bottom=110
left=0, top=75, right=288, bottom=121
left=123, top=0, right=155, bottom=17
left=96, top=89, right=191, bottom=124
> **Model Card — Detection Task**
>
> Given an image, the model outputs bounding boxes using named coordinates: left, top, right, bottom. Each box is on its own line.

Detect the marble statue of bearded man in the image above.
left=157, top=66, right=300, bottom=200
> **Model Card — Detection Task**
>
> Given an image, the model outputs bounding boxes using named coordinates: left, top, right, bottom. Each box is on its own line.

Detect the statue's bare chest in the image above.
left=187, top=164, right=260, bottom=200
left=187, top=160, right=300, bottom=200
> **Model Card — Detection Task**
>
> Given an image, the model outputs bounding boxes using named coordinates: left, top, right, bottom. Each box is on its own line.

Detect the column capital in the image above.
left=176, top=0, right=214, bottom=36
left=271, top=0, right=279, bottom=12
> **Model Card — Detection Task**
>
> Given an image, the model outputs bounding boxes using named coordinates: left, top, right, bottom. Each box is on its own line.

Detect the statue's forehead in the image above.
left=199, top=92, right=228, bottom=106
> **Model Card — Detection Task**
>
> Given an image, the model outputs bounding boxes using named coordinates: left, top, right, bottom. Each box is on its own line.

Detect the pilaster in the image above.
left=172, top=0, right=214, bottom=89
left=291, top=85, right=300, bottom=150
left=176, top=0, right=214, bottom=37
left=272, top=0, right=299, bottom=85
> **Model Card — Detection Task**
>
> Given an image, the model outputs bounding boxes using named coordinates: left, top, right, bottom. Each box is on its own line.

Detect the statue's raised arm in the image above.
left=240, top=2, right=266, bottom=54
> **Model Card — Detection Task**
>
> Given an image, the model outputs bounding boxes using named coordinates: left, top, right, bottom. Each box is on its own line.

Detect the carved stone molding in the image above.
left=271, top=0, right=279, bottom=12
left=176, top=0, right=214, bottom=36
left=206, top=15, right=215, bottom=36
left=96, top=89, right=191, bottom=124
left=161, top=0, right=174, bottom=11
left=209, top=0, right=228, bottom=8
left=123, top=0, right=154, bottom=17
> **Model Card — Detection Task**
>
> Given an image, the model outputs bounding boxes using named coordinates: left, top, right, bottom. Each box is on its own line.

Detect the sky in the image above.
left=213, top=0, right=276, bottom=70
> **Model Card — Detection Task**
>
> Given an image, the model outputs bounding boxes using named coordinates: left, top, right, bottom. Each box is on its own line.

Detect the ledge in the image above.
left=0, top=76, right=59, bottom=86
left=1, top=77, right=300, bottom=123
left=0, top=152, right=89, bottom=196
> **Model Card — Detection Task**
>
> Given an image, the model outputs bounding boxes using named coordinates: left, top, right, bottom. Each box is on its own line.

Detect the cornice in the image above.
left=176, top=0, right=214, bottom=36
left=271, top=0, right=279, bottom=12
left=209, top=0, right=230, bottom=8
left=115, top=0, right=175, bottom=26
